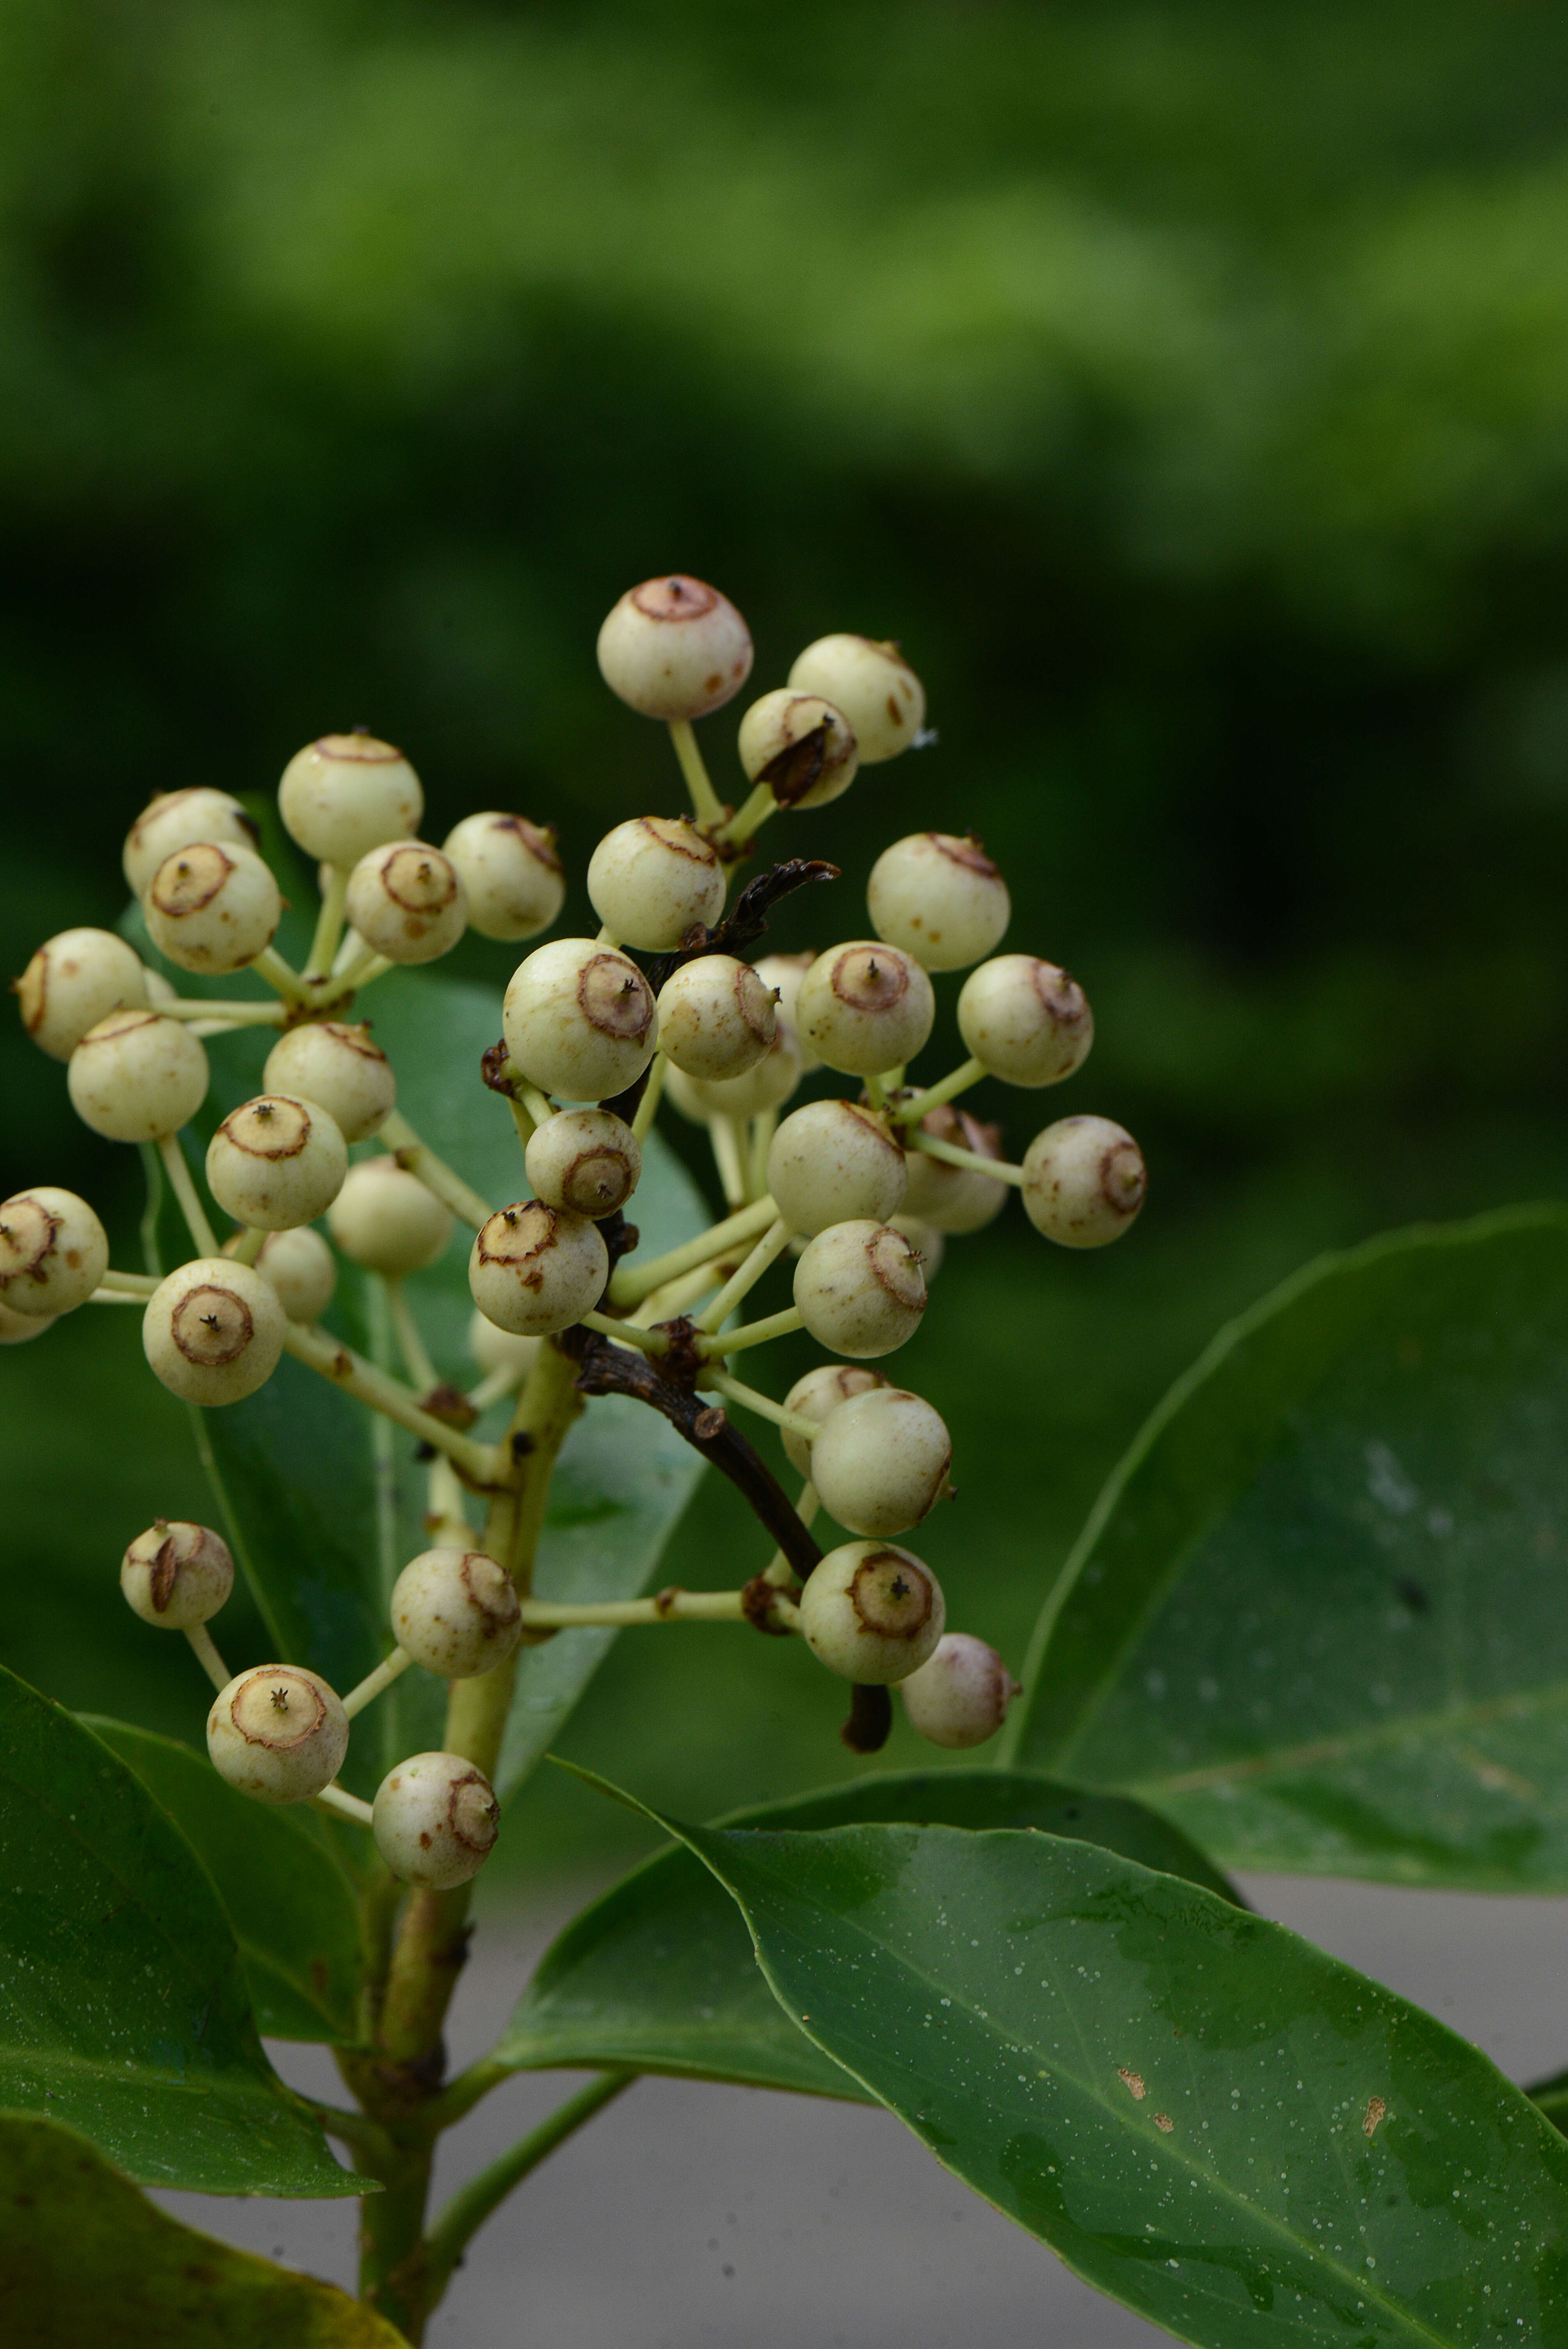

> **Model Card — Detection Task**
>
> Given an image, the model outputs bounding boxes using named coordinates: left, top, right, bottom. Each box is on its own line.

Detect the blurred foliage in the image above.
left=4, top=0, right=1568, bottom=1876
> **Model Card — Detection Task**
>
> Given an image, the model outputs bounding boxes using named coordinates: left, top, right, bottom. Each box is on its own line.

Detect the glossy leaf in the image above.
left=497, top=1768, right=1240, bottom=2096
left=82, top=1718, right=363, bottom=2044
left=0, top=2112, right=403, bottom=2346
left=0, top=1666, right=355, bottom=2195
left=1010, top=1207, right=1568, bottom=1891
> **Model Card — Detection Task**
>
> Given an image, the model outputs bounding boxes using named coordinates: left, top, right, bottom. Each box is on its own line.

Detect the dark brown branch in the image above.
left=841, top=1685, right=893, bottom=1754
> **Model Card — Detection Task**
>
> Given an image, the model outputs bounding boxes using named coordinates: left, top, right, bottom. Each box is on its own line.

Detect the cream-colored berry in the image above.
left=656, top=956, right=775, bottom=1083
left=957, top=955, right=1092, bottom=1088
left=780, top=1363, right=889, bottom=1476
left=901, top=1106, right=1009, bottom=1235
left=793, top=1219, right=927, bottom=1358
left=16, top=928, right=149, bottom=1061
left=263, top=1021, right=395, bottom=1144
left=120, top=1520, right=234, bottom=1629
left=868, top=833, right=1009, bottom=972
left=327, top=1158, right=453, bottom=1274
left=736, top=690, right=858, bottom=810
left=663, top=1021, right=803, bottom=1125
left=207, top=1665, right=349, bottom=1805
left=0, top=1186, right=108, bottom=1317
left=787, top=636, right=925, bottom=763
left=503, top=938, right=658, bottom=1102
left=751, top=950, right=820, bottom=1073
left=144, top=843, right=282, bottom=976
left=373, top=1752, right=500, bottom=1889
left=587, top=818, right=725, bottom=952
left=143, top=1257, right=288, bottom=1406
left=766, top=1101, right=905, bottom=1238
left=468, top=1308, right=540, bottom=1383
left=597, top=575, right=753, bottom=722
left=0, top=1300, right=56, bottom=1345
left=206, top=1094, right=347, bottom=1231
left=1021, top=1116, right=1146, bottom=1248
left=68, top=1010, right=208, bottom=1142
left=889, top=1215, right=944, bottom=1282
left=795, top=943, right=934, bottom=1078
left=345, top=841, right=467, bottom=964
left=900, top=1634, right=1020, bottom=1750
left=809, top=1387, right=952, bottom=1538
left=797, top=1540, right=944, bottom=1682
left=123, top=789, right=256, bottom=898
left=525, top=1109, right=640, bottom=1220
left=278, top=734, right=423, bottom=867
left=442, top=813, right=565, bottom=943
left=391, top=1548, right=522, bottom=1680
left=243, top=1225, right=337, bottom=1323
left=469, top=1201, right=608, bottom=1335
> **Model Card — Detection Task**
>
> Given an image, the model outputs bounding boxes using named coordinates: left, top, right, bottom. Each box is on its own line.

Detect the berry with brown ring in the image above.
left=524, top=1108, right=641, bottom=1220
left=656, top=955, right=776, bottom=1084
left=328, top=1157, right=453, bottom=1274
left=345, top=840, right=467, bottom=964
left=596, top=575, right=753, bottom=722
left=263, top=1020, right=395, bottom=1143
left=123, top=788, right=256, bottom=898
left=868, top=832, right=1009, bottom=972
left=205, top=1094, right=347, bottom=1231
left=240, top=1224, right=337, bottom=1324
left=143, top=842, right=283, bottom=976
left=16, top=928, right=150, bottom=1061
left=443, top=813, right=565, bottom=943
left=797, top=1539, right=945, bottom=1682
left=391, top=1547, right=522, bottom=1679
left=372, top=1751, right=500, bottom=1889
left=888, top=1214, right=944, bottom=1282
left=1021, top=1116, right=1147, bottom=1248
left=902, top=1105, right=1010, bottom=1235
left=0, top=1185, right=109, bottom=1317
left=793, top=1219, right=928, bottom=1358
left=780, top=1362, right=890, bottom=1476
left=503, top=937, right=658, bottom=1102
left=278, top=733, right=423, bottom=867
left=766, top=1100, right=906, bottom=1238
left=736, top=690, right=858, bottom=809
left=587, top=817, right=725, bottom=952
left=795, top=942, right=934, bottom=1078
left=207, top=1664, right=349, bottom=1804
left=142, top=1256, right=288, bottom=1405
left=808, top=1386, right=953, bottom=1538
left=786, top=635, right=925, bottom=764
left=67, top=1010, right=209, bottom=1142
left=468, top=1200, right=608, bottom=1335
left=957, top=955, right=1093, bottom=1088
left=900, top=1633, right=1021, bottom=1749
left=121, top=1519, right=234, bottom=1629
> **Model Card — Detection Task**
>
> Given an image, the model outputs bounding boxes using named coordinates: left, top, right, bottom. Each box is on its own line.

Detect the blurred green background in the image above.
left=5, top=0, right=1568, bottom=1879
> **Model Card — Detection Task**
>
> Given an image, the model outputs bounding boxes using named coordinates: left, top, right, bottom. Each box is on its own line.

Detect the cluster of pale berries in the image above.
left=2, top=572, right=1145, bottom=1883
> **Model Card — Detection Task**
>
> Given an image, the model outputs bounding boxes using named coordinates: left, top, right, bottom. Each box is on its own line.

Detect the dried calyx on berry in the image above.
left=16, top=929, right=150, bottom=1062
left=793, top=1219, right=927, bottom=1358
left=143, top=1257, right=287, bottom=1406
left=525, top=1107, right=641, bottom=1219
left=373, top=1751, right=500, bottom=1889
left=469, top=1200, right=608, bottom=1334
left=504, top=938, right=658, bottom=1103
left=207, top=1664, right=349, bottom=1804
left=957, top=954, right=1093, bottom=1088
left=121, top=1520, right=234, bottom=1629
left=392, top=1547, right=522, bottom=1679
left=143, top=842, right=282, bottom=976
left=1022, top=1116, right=1147, bottom=1248
left=346, top=840, right=468, bottom=964
left=597, top=575, right=753, bottom=722
left=656, top=955, right=776, bottom=1085
left=795, top=942, right=935, bottom=1078
left=206, top=1094, right=348, bottom=1231
left=737, top=689, right=858, bottom=810
left=0, top=1186, right=108, bottom=1317
left=587, top=816, right=725, bottom=952
left=443, top=813, right=565, bottom=943
left=797, top=1539, right=946, bottom=1682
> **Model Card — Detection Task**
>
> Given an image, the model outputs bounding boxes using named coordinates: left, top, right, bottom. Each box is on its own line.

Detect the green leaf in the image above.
left=0, top=2112, right=404, bottom=2346
left=82, top=1718, right=363, bottom=2045
left=0, top=1665, right=356, bottom=2195
left=1009, top=1205, right=1568, bottom=1891
left=496, top=1768, right=1241, bottom=2097
left=662, top=1807, right=1568, bottom=2345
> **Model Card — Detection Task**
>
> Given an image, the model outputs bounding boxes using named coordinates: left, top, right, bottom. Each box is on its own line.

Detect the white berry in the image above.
left=766, top=1100, right=905, bottom=1238
left=244, top=1225, right=337, bottom=1323
left=345, top=840, right=467, bottom=964
left=205, top=1094, right=348, bottom=1231
left=503, top=938, right=657, bottom=1101
left=328, top=1158, right=453, bottom=1274
left=443, top=813, right=565, bottom=942
left=278, top=734, right=423, bottom=867
left=0, top=1186, right=108, bottom=1317
left=1022, top=1117, right=1146, bottom=1247
left=587, top=817, right=725, bottom=952
left=736, top=690, right=858, bottom=810
left=597, top=575, right=753, bottom=721
left=656, top=955, right=775, bottom=1083
left=751, top=950, right=820, bottom=1073
left=144, top=843, right=282, bottom=976
left=207, top=1665, right=349, bottom=1804
left=780, top=1362, right=889, bottom=1476
left=868, top=833, right=1009, bottom=972
left=0, top=1300, right=56, bottom=1345
left=263, top=1021, right=395, bottom=1144
left=391, top=1547, right=522, bottom=1679
left=468, top=1308, right=540, bottom=1382
left=957, top=955, right=1092, bottom=1088
left=143, top=1257, right=288, bottom=1406
left=889, top=1215, right=944, bottom=1282
left=809, top=1387, right=952, bottom=1538
left=372, top=1751, right=500, bottom=1889
left=793, top=1219, right=927, bottom=1358
left=795, top=942, right=934, bottom=1077
left=469, top=1201, right=608, bottom=1335
left=121, top=1520, right=234, bottom=1629
left=663, top=1020, right=803, bottom=1125
left=16, top=928, right=150, bottom=1061
left=525, top=1109, right=640, bottom=1219
left=900, top=1634, right=1020, bottom=1749
left=901, top=1106, right=1009, bottom=1235
left=123, top=788, right=256, bottom=898
left=797, top=1540, right=945, bottom=1682
left=787, top=636, right=925, bottom=763
left=68, top=1010, right=208, bottom=1142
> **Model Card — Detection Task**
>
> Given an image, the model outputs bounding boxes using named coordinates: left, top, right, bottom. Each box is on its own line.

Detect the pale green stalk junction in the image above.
left=714, top=777, right=778, bottom=849
left=893, top=1054, right=987, bottom=1123
left=910, top=1130, right=1024, bottom=1183
left=380, top=1110, right=494, bottom=1230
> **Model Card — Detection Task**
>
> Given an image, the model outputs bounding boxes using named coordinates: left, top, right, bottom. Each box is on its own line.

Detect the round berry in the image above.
left=0, top=1300, right=56, bottom=1345
left=121, top=1520, right=233, bottom=1629
left=525, top=1109, right=640, bottom=1220
left=780, top=1363, right=889, bottom=1477
left=143, top=843, right=282, bottom=976
left=503, top=938, right=657, bottom=1102
left=656, top=955, right=775, bottom=1083
left=809, top=1387, right=952, bottom=1538
left=795, top=943, right=934, bottom=1078
left=244, top=1225, right=337, bottom=1324
left=797, top=1540, right=944, bottom=1682
left=468, top=1308, right=540, bottom=1383
left=443, top=813, right=565, bottom=943
left=786, top=636, right=924, bottom=763
left=205, top=1094, right=348, bottom=1232
left=207, top=1665, right=349, bottom=1804
left=751, top=950, right=819, bottom=1074
left=663, top=1021, right=803, bottom=1125
left=68, top=1010, right=209, bottom=1142
left=868, top=833, right=1009, bottom=972
left=345, top=840, right=467, bottom=964
left=16, top=928, right=149, bottom=1061
left=766, top=1100, right=905, bottom=1238
left=901, top=1106, right=1009, bottom=1235
left=328, top=1158, right=453, bottom=1274
left=372, top=1751, right=500, bottom=1889
left=587, top=817, right=725, bottom=952
left=143, top=1257, right=288, bottom=1406
left=263, top=1021, right=395, bottom=1144
left=889, top=1215, right=944, bottom=1282
left=900, top=1633, right=1020, bottom=1750
left=793, top=1220, right=927, bottom=1358
left=736, top=690, right=857, bottom=810
left=123, top=789, right=256, bottom=899
left=597, top=575, right=752, bottom=722
left=0, top=1186, right=108, bottom=1317
left=1021, top=1117, right=1146, bottom=1248
left=391, top=1547, right=522, bottom=1680
left=278, top=734, right=423, bottom=868
left=957, top=956, right=1092, bottom=1088
left=469, top=1201, right=608, bottom=1335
